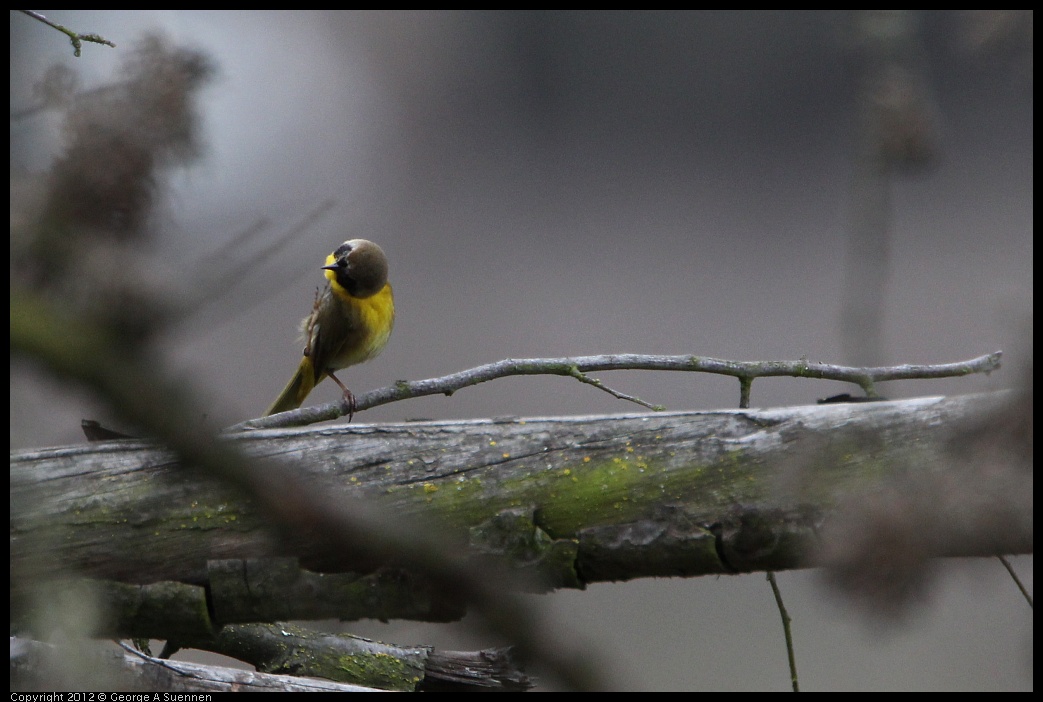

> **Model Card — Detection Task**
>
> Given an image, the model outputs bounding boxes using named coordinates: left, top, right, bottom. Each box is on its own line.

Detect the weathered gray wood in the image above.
left=11, top=393, right=1030, bottom=629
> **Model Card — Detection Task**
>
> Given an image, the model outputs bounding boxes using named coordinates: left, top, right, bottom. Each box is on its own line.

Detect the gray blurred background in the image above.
left=10, top=11, right=1032, bottom=690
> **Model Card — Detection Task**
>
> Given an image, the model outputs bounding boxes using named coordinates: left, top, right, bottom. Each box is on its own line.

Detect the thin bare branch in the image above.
left=244, top=351, right=1002, bottom=429
left=997, top=556, right=1033, bottom=609
left=767, top=572, right=799, bottom=692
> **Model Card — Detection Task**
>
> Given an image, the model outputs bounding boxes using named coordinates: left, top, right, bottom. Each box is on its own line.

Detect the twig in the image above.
left=243, top=351, right=1002, bottom=429
left=565, top=364, right=664, bottom=411
left=767, top=572, right=799, bottom=692
left=177, top=199, right=337, bottom=325
left=997, top=556, right=1033, bottom=608
left=18, top=10, right=116, bottom=57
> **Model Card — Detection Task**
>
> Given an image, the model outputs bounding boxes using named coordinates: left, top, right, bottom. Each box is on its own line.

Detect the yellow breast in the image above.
left=326, top=282, right=395, bottom=370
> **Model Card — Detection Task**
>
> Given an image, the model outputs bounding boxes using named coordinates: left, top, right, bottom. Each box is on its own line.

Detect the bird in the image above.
left=265, top=239, right=395, bottom=418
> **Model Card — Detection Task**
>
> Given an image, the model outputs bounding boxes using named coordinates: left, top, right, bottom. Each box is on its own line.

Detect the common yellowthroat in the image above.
left=265, top=239, right=395, bottom=417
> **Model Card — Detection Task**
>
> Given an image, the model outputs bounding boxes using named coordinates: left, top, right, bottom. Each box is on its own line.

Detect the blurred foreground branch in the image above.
left=10, top=288, right=606, bottom=691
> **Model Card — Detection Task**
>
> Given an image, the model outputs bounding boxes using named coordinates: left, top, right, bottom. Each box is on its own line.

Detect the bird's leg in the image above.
left=327, top=371, right=357, bottom=422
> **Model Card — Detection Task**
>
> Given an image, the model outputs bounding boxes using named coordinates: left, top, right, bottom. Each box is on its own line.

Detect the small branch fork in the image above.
left=18, top=10, right=116, bottom=57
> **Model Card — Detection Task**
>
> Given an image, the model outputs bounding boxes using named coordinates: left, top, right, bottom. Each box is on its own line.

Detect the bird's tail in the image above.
left=265, top=356, right=319, bottom=416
